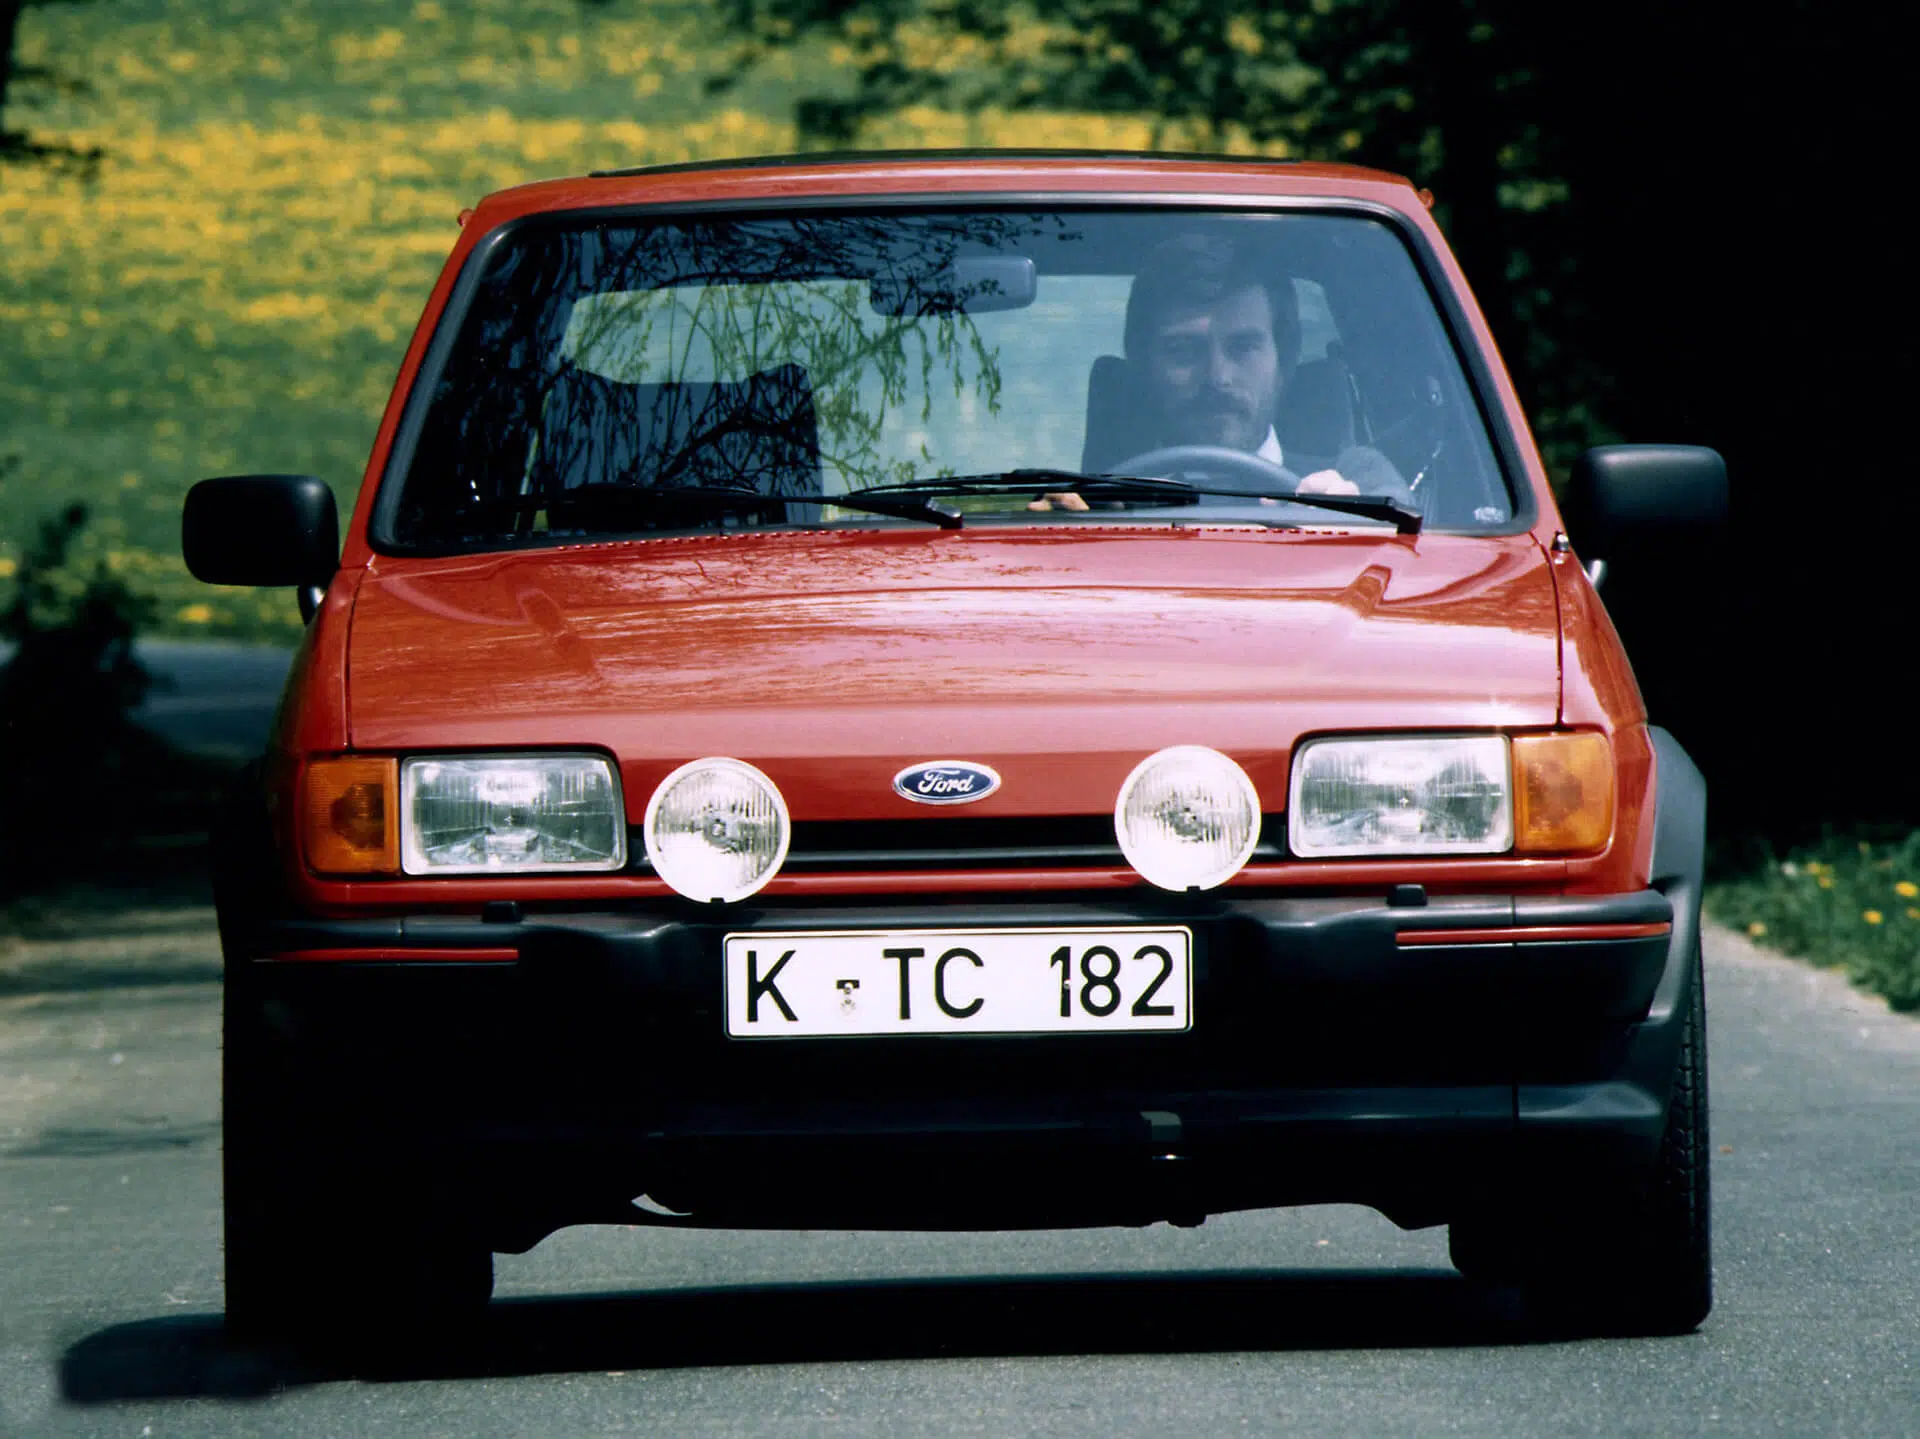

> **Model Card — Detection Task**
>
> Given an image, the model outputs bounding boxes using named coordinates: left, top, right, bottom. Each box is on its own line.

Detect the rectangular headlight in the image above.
left=1289, top=735, right=1512, bottom=857
left=400, top=754, right=626, bottom=875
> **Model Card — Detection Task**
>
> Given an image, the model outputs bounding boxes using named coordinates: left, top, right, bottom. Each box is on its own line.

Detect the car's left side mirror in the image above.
left=1562, top=445, right=1728, bottom=580
left=182, top=474, right=339, bottom=621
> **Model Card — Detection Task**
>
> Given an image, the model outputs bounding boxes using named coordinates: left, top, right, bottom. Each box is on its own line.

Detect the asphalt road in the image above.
left=126, top=641, right=294, bottom=763
left=1, top=911, right=1915, bottom=1438
left=0, top=640, right=293, bottom=766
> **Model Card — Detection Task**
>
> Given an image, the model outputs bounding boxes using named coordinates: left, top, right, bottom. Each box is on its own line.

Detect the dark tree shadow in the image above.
left=0, top=129, right=103, bottom=177
left=1, top=875, right=221, bottom=997
left=9, top=1119, right=219, bottom=1159
left=56, top=1266, right=1585, bottom=1403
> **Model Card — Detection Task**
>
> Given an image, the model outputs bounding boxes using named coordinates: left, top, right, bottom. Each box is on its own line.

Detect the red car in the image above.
left=184, top=151, right=1727, bottom=1342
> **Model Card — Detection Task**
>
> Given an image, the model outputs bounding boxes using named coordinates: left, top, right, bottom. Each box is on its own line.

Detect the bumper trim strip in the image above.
left=1396, top=921, right=1671, bottom=946
left=267, top=946, right=520, bottom=963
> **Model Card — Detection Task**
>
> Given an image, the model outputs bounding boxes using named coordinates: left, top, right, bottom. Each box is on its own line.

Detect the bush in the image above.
left=0, top=499, right=228, bottom=894
left=1706, top=830, right=1920, bottom=1013
left=0, top=498, right=152, bottom=728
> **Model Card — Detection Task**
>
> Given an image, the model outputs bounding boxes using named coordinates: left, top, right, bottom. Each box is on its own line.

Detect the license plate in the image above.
left=722, top=927, right=1192, bottom=1038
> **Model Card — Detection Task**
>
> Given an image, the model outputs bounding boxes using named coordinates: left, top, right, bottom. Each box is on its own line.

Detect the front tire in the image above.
left=1450, top=941, right=1712, bottom=1335
left=223, top=965, right=495, bottom=1344
left=216, top=785, right=493, bottom=1345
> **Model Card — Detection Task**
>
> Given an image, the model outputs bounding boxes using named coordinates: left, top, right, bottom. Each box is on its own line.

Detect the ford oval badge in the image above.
left=893, top=761, right=1002, bottom=806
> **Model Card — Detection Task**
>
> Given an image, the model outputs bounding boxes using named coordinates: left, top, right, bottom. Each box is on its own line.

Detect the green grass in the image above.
left=1, top=0, right=781, bottom=638
left=0, top=0, right=1196, bottom=640
left=1706, top=832, right=1920, bottom=1013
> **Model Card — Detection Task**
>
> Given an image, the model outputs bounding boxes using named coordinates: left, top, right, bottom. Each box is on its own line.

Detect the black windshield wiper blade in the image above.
left=825, top=492, right=964, bottom=529
left=488, top=483, right=963, bottom=530
left=1217, top=490, right=1424, bottom=534
left=862, top=470, right=1424, bottom=533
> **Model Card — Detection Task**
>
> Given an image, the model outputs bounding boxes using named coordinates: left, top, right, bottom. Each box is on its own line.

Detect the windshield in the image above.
left=380, top=208, right=1515, bottom=551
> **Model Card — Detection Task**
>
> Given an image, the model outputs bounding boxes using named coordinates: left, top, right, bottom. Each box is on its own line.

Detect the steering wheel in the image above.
left=1110, top=445, right=1301, bottom=496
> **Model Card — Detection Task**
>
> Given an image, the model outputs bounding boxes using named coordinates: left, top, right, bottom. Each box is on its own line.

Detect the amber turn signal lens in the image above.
left=1512, top=733, right=1614, bottom=854
left=304, top=756, right=399, bottom=874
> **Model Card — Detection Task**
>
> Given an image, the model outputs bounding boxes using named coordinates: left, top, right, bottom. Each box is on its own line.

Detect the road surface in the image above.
left=0, top=910, right=1914, bottom=1436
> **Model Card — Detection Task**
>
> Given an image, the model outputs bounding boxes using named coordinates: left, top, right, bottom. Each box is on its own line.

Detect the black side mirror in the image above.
left=183, top=475, right=339, bottom=620
left=1562, top=445, right=1728, bottom=562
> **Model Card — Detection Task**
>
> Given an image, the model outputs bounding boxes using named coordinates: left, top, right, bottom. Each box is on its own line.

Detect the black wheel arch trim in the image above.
left=1520, top=725, right=1709, bottom=1147
left=1644, top=725, right=1707, bottom=1025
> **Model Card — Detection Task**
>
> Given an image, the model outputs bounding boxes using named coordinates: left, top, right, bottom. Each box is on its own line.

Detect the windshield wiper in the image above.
left=860, top=470, right=1423, bottom=534
left=1203, top=487, right=1423, bottom=534
left=483, top=483, right=964, bottom=530
left=861, top=469, right=1194, bottom=501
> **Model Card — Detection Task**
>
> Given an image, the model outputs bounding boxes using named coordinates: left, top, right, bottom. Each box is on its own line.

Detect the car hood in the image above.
left=347, top=529, right=1560, bottom=819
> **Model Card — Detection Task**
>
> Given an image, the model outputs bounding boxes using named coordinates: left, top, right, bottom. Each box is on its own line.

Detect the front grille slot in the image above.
left=785, top=815, right=1124, bottom=870
left=628, top=815, right=1287, bottom=872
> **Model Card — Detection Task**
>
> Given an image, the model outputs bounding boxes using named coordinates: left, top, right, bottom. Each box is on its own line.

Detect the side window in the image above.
left=1315, top=240, right=1511, bottom=527
left=1292, top=277, right=1339, bottom=363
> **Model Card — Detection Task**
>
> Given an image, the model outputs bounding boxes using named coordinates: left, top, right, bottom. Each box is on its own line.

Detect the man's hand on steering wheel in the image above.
left=1025, top=445, right=1363, bottom=510
left=1295, top=469, right=1360, bottom=496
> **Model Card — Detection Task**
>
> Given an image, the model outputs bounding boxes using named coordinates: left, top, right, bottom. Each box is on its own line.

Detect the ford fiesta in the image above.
left=184, top=151, right=1727, bottom=1342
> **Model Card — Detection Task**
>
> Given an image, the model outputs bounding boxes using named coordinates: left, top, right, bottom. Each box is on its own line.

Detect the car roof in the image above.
left=584, top=148, right=1397, bottom=182
left=463, top=149, right=1427, bottom=228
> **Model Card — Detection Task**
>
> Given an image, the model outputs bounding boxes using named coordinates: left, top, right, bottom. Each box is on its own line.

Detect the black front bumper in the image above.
left=239, top=888, right=1694, bottom=1239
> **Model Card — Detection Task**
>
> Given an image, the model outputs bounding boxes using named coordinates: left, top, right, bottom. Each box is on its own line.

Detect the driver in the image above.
left=1035, top=232, right=1410, bottom=511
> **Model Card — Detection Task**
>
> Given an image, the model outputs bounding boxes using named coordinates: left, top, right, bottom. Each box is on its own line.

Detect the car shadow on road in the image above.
left=59, top=1267, right=1561, bottom=1402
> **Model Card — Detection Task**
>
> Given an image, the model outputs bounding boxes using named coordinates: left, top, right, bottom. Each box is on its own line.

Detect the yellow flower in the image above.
left=1862, top=910, right=1883, bottom=925
left=176, top=602, right=213, bottom=624
left=1816, top=875, right=1834, bottom=889
left=1746, top=921, right=1767, bottom=938
left=0, top=557, right=16, bottom=579
left=1908, top=907, right=1920, bottom=921
left=1895, top=881, right=1918, bottom=899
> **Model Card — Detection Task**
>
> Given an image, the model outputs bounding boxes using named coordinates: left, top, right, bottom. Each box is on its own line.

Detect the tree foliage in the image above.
left=0, top=499, right=151, bottom=737
left=713, top=0, right=1920, bottom=829
left=0, top=500, right=156, bottom=889
left=0, top=493, right=238, bottom=893
left=0, top=0, right=105, bottom=170
left=712, top=1, right=1598, bottom=460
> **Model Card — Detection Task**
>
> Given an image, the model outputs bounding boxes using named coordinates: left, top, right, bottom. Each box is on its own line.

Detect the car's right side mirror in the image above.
left=1561, top=445, right=1728, bottom=574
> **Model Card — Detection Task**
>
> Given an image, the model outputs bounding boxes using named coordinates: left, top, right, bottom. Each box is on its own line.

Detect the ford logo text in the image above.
left=892, top=761, right=1002, bottom=806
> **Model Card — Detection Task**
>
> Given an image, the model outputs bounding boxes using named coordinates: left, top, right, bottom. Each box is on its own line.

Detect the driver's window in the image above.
left=1292, top=277, right=1339, bottom=363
